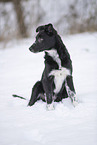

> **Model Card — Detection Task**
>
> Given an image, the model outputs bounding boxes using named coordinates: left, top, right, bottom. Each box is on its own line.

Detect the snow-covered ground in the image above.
left=0, top=32, right=97, bottom=145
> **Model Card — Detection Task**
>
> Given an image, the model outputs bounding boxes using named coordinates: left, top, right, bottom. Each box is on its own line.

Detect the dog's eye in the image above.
left=45, top=30, right=53, bottom=36
left=38, top=38, right=43, bottom=43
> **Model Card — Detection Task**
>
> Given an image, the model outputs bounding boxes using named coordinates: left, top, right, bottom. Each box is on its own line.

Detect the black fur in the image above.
left=28, top=23, right=76, bottom=106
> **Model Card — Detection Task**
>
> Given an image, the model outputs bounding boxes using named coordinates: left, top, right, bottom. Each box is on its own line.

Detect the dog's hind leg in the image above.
left=28, top=81, right=44, bottom=106
left=66, top=76, right=78, bottom=107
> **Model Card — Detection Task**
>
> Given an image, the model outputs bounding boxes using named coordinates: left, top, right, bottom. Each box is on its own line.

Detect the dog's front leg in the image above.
left=66, top=76, right=78, bottom=107
left=42, top=76, right=55, bottom=110
left=46, top=93, right=55, bottom=110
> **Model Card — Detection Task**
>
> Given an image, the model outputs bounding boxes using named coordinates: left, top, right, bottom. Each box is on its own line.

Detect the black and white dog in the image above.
left=28, top=23, right=78, bottom=110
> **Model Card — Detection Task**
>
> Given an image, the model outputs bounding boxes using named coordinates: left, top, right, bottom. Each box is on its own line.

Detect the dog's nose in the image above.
left=29, top=46, right=34, bottom=52
left=29, top=46, right=32, bottom=51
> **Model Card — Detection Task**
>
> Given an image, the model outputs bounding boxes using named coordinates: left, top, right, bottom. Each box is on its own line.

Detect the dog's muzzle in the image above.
left=29, top=46, right=34, bottom=52
left=29, top=43, right=36, bottom=53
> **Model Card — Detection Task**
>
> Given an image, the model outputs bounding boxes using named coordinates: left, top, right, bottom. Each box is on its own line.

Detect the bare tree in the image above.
left=0, top=0, right=28, bottom=38
left=13, top=0, right=27, bottom=37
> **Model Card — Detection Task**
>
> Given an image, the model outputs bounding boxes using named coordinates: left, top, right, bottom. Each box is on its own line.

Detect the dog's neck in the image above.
left=44, top=34, right=71, bottom=69
left=55, top=34, right=70, bottom=61
left=45, top=49, right=62, bottom=69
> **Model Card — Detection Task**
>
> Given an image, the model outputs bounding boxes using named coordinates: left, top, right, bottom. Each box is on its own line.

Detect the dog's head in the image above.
left=29, top=24, right=56, bottom=53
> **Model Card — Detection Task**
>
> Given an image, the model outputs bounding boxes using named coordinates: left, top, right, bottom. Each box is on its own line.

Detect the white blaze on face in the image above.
left=46, top=49, right=71, bottom=94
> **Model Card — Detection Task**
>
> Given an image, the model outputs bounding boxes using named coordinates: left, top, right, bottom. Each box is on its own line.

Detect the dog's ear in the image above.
left=36, top=26, right=45, bottom=32
left=45, top=24, right=53, bottom=36
left=36, top=23, right=54, bottom=35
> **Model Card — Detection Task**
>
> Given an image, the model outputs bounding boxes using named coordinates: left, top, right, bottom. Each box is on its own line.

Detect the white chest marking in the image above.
left=46, top=49, right=71, bottom=94
left=49, top=67, right=70, bottom=93
left=46, top=49, right=61, bottom=69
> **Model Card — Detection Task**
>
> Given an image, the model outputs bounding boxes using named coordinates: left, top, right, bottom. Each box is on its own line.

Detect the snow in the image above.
left=0, top=33, right=97, bottom=145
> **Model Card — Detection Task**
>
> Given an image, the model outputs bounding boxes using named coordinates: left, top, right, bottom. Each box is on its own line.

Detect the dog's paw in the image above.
left=46, top=103, right=55, bottom=111
left=73, top=100, right=79, bottom=107
left=71, top=96, right=79, bottom=107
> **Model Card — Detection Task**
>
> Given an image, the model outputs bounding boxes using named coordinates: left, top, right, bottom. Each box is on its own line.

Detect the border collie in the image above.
left=27, top=23, right=78, bottom=110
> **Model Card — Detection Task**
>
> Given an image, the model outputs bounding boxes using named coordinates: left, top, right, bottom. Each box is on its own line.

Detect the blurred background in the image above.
left=0, top=0, right=97, bottom=41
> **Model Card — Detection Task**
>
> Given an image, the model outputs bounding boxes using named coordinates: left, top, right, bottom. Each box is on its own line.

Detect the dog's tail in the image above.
left=12, top=94, right=26, bottom=100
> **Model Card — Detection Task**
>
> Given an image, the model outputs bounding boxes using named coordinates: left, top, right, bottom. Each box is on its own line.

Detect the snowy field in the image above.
left=0, top=32, right=97, bottom=145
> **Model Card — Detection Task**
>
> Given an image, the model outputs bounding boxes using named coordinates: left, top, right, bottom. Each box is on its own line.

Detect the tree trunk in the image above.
left=13, top=0, right=28, bottom=38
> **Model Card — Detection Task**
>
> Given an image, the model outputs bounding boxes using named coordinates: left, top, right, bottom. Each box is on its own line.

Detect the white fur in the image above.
left=65, top=81, right=78, bottom=107
left=46, top=49, right=61, bottom=68
left=49, top=67, right=70, bottom=93
left=46, top=103, right=55, bottom=111
left=71, top=96, right=79, bottom=107
left=46, top=49, right=71, bottom=94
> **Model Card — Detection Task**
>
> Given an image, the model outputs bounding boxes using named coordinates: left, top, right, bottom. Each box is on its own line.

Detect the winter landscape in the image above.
left=0, top=32, right=97, bottom=145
